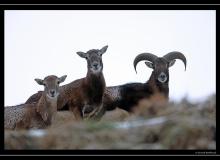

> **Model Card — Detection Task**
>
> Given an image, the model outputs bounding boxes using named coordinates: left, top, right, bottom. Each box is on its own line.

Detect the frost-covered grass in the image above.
left=4, top=94, right=216, bottom=150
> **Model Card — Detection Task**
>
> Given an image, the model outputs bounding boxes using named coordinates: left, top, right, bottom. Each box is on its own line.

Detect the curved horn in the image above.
left=163, top=51, right=187, bottom=70
left=133, top=53, right=158, bottom=73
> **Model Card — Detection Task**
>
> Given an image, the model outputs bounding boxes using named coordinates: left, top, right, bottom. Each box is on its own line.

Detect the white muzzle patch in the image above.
left=158, top=72, right=167, bottom=83
left=47, top=92, right=59, bottom=99
left=91, top=66, right=102, bottom=74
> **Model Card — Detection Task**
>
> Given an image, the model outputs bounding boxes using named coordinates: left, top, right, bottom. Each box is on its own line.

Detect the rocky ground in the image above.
left=4, top=94, right=216, bottom=150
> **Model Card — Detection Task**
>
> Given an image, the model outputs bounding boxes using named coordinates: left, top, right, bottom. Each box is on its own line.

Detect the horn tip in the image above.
left=134, top=67, right=137, bottom=74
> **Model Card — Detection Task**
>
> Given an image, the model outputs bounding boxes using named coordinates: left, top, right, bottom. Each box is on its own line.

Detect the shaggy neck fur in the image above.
left=36, top=92, right=57, bottom=125
left=85, top=71, right=106, bottom=105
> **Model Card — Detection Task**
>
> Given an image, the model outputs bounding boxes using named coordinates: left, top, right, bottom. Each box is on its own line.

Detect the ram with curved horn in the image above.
left=100, top=51, right=186, bottom=114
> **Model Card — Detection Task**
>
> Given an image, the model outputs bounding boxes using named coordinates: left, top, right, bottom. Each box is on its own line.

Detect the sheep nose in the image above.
left=93, top=63, right=99, bottom=68
left=160, top=74, right=165, bottom=79
left=50, top=90, right=55, bottom=96
left=158, top=72, right=167, bottom=83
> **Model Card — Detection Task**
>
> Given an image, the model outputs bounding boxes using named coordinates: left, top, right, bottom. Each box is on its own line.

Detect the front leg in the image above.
left=69, top=104, right=82, bottom=121
left=82, top=104, right=95, bottom=120
left=82, top=104, right=104, bottom=121
left=92, top=103, right=106, bottom=121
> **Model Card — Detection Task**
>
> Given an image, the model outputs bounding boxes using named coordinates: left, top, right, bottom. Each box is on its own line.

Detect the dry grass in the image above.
left=4, top=94, right=216, bottom=150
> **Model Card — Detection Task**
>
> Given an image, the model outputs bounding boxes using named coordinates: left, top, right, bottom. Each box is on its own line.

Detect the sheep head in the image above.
left=76, top=45, right=108, bottom=74
left=35, top=75, right=67, bottom=99
left=133, top=51, right=186, bottom=83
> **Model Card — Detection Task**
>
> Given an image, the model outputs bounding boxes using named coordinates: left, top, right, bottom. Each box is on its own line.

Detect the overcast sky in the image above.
left=5, top=10, right=216, bottom=106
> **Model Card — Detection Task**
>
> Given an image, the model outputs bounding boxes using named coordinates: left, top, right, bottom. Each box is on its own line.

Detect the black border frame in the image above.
left=1, top=4, right=218, bottom=156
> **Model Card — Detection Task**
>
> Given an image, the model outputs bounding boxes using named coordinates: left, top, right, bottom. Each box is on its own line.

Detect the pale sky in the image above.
left=5, top=10, right=216, bottom=106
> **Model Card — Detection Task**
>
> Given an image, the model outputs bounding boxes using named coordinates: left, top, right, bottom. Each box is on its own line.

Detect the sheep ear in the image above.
left=169, top=60, right=176, bottom=67
left=58, top=75, right=67, bottom=84
left=35, top=78, right=44, bottom=85
left=145, top=62, right=154, bottom=69
left=99, top=45, right=108, bottom=55
left=76, top=52, right=87, bottom=59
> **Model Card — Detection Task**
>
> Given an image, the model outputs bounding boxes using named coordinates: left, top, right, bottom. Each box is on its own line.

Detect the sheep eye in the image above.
left=153, top=65, right=156, bottom=69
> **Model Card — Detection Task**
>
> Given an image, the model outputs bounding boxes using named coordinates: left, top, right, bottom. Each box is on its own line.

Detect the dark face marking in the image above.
left=77, top=46, right=108, bottom=74
left=43, top=76, right=60, bottom=98
left=86, top=50, right=103, bottom=73
left=153, top=58, right=169, bottom=83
